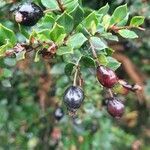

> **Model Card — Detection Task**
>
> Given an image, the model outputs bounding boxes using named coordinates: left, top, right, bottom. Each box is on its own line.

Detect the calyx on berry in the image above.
left=63, top=86, right=84, bottom=112
left=15, top=2, right=43, bottom=26
left=96, top=65, right=118, bottom=88
left=106, top=97, right=124, bottom=118
left=54, top=107, right=64, bottom=121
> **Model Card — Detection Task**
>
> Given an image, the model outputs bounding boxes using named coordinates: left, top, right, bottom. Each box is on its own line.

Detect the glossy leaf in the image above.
left=90, top=37, right=107, bottom=51
left=110, top=4, right=127, bottom=25
left=70, top=5, right=84, bottom=27
left=0, top=41, right=11, bottom=57
left=64, top=63, right=75, bottom=76
left=118, top=29, right=138, bottom=39
left=41, top=0, right=59, bottom=10
left=107, top=57, right=121, bottom=71
left=50, top=23, right=65, bottom=42
left=98, top=3, right=109, bottom=16
left=101, top=33, right=119, bottom=41
left=56, top=12, right=74, bottom=33
left=101, top=15, right=111, bottom=31
left=37, top=14, right=55, bottom=29
left=63, top=0, right=79, bottom=12
left=0, top=23, right=16, bottom=45
left=67, top=33, right=87, bottom=49
left=97, top=54, right=108, bottom=66
left=80, top=56, right=95, bottom=68
left=57, top=46, right=73, bottom=55
left=130, top=16, right=145, bottom=27
left=82, top=11, right=98, bottom=34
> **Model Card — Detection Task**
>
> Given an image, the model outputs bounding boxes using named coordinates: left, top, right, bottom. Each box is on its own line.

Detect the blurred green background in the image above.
left=0, top=0, right=150, bottom=149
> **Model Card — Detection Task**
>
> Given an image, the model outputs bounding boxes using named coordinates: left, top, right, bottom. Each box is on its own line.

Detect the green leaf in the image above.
left=107, top=57, right=121, bottom=71
left=57, top=46, right=73, bottom=55
left=41, top=0, right=59, bottom=10
left=50, top=23, right=65, bottom=42
left=101, top=15, right=111, bottom=31
left=0, top=41, right=11, bottom=57
left=67, top=33, right=87, bottom=49
left=65, top=63, right=75, bottom=76
left=56, top=12, right=74, bottom=33
left=1, top=79, right=11, bottom=88
left=101, top=33, right=118, bottom=41
left=97, top=54, right=108, bottom=66
left=18, top=24, right=30, bottom=39
left=90, top=37, right=107, bottom=51
left=63, top=0, right=79, bottom=12
left=118, top=29, right=138, bottom=39
left=0, top=23, right=16, bottom=46
left=98, top=3, right=109, bottom=16
left=2, top=68, right=13, bottom=78
left=117, top=13, right=129, bottom=26
left=80, top=56, right=95, bottom=68
left=37, top=14, right=55, bottom=29
left=63, top=50, right=82, bottom=63
left=70, top=5, right=84, bottom=27
left=82, top=11, right=98, bottom=34
left=130, top=16, right=145, bottom=27
left=110, top=4, right=127, bottom=25
left=105, top=48, right=114, bottom=56
left=56, top=34, right=66, bottom=45
left=37, top=29, right=51, bottom=41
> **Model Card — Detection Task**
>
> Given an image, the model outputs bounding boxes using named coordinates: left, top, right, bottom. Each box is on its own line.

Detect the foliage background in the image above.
left=0, top=0, right=150, bottom=149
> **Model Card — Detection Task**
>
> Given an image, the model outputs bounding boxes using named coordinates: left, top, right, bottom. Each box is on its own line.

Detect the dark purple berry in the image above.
left=63, top=86, right=84, bottom=112
left=15, top=2, right=43, bottom=26
left=54, top=107, right=64, bottom=121
left=96, top=65, right=118, bottom=88
left=106, top=97, right=124, bottom=118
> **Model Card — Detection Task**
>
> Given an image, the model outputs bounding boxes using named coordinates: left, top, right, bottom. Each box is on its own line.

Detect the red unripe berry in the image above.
left=96, top=65, right=118, bottom=88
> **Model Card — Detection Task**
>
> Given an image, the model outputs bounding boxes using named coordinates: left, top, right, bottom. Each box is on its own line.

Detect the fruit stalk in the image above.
left=108, top=89, right=114, bottom=97
left=89, top=40, right=99, bottom=64
left=73, top=59, right=80, bottom=86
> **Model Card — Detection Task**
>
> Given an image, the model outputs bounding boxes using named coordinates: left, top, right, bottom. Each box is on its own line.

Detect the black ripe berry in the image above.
left=15, top=2, right=43, bottom=26
left=96, top=65, right=118, bottom=88
left=106, top=97, right=124, bottom=118
left=54, top=107, right=64, bottom=121
left=63, top=86, right=84, bottom=112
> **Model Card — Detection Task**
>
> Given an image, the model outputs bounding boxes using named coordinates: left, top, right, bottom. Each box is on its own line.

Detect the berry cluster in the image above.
left=63, top=64, right=141, bottom=118
left=12, top=2, right=141, bottom=119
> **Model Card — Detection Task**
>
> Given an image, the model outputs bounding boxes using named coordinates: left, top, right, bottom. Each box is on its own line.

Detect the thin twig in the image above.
left=73, top=59, right=81, bottom=86
left=73, top=68, right=78, bottom=86
left=109, top=25, right=145, bottom=32
left=89, top=40, right=99, bottom=65
left=108, top=89, right=114, bottom=98
left=43, top=9, right=52, bottom=13
left=56, top=0, right=65, bottom=12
